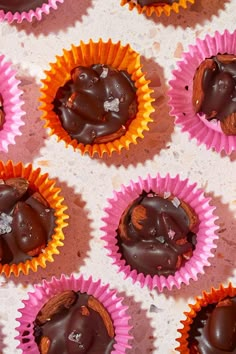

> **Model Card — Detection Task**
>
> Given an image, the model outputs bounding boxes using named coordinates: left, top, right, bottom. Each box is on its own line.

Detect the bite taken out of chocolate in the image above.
left=53, top=64, right=137, bottom=145
left=0, top=0, right=45, bottom=13
left=188, top=297, right=236, bottom=354
left=117, top=191, right=198, bottom=277
left=0, top=177, right=55, bottom=265
left=192, top=54, right=236, bottom=135
left=34, top=290, right=115, bottom=354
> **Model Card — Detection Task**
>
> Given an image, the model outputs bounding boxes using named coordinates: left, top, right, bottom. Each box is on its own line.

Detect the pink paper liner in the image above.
left=168, top=29, right=236, bottom=155
left=101, top=174, right=219, bottom=292
left=0, top=0, right=64, bottom=23
left=15, top=274, right=132, bottom=354
left=0, top=55, right=25, bottom=152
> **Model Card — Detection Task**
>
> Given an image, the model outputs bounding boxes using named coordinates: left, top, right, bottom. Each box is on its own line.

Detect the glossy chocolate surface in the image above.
left=34, top=292, right=115, bottom=354
left=189, top=297, right=236, bottom=353
left=136, top=0, right=179, bottom=6
left=0, top=179, right=55, bottom=264
left=117, top=192, right=197, bottom=277
left=0, top=94, right=5, bottom=130
left=197, top=55, right=236, bottom=122
left=0, top=0, right=45, bottom=13
left=53, top=64, right=137, bottom=145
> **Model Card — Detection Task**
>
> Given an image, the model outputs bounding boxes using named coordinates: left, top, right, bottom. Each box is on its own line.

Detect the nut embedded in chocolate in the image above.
left=192, top=54, right=236, bottom=135
left=117, top=192, right=198, bottom=277
left=4, top=177, right=29, bottom=199
left=36, top=290, right=77, bottom=325
left=53, top=64, right=137, bottom=145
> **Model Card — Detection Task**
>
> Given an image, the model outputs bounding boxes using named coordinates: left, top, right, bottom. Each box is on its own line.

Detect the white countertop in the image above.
left=0, top=0, right=235, bottom=353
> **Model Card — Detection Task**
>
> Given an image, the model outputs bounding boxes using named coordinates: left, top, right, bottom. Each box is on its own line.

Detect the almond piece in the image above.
left=216, top=298, right=233, bottom=308
left=88, top=296, right=114, bottom=338
left=80, top=305, right=90, bottom=316
left=36, top=290, right=77, bottom=325
left=39, top=336, right=50, bottom=354
left=216, top=54, right=236, bottom=64
left=94, top=125, right=126, bottom=144
left=192, top=58, right=216, bottom=113
left=27, top=244, right=46, bottom=257
left=31, top=191, right=49, bottom=207
left=179, top=199, right=198, bottom=232
left=4, top=177, right=29, bottom=198
left=220, top=112, right=236, bottom=135
left=131, top=204, right=147, bottom=230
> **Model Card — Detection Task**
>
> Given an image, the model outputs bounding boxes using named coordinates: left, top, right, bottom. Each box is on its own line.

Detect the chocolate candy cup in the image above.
left=0, top=160, right=68, bottom=277
left=120, top=0, right=194, bottom=17
left=102, top=174, right=218, bottom=291
left=176, top=283, right=236, bottom=354
left=40, top=39, right=154, bottom=157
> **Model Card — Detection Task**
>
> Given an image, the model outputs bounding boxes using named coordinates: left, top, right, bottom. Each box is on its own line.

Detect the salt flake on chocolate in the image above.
left=0, top=213, right=13, bottom=235
left=100, top=67, right=109, bottom=79
left=171, top=197, right=181, bottom=208
left=68, top=331, right=82, bottom=343
left=168, top=229, right=175, bottom=240
left=104, top=98, right=120, bottom=112
left=163, top=191, right=171, bottom=199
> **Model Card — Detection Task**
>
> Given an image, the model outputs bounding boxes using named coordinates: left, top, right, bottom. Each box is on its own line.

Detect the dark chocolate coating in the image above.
left=0, top=0, right=45, bottom=13
left=189, top=297, right=236, bottom=353
left=117, top=192, right=196, bottom=277
left=136, top=0, right=179, bottom=5
left=34, top=292, right=115, bottom=354
left=0, top=183, right=55, bottom=264
left=53, top=64, right=137, bottom=145
left=199, top=55, right=236, bottom=122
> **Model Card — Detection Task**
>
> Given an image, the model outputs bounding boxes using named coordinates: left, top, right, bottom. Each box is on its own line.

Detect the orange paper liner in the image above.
left=0, top=160, right=68, bottom=277
left=39, top=38, right=154, bottom=157
left=175, top=283, right=236, bottom=353
left=120, top=0, right=194, bottom=17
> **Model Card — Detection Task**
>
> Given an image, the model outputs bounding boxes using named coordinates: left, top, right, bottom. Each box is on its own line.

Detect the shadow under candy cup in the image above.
left=39, top=38, right=154, bottom=157
left=101, top=174, right=219, bottom=291
left=0, top=55, right=25, bottom=152
left=15, top=274, right=133, bottom=353
left=175, top=283, right=236, bottom=353
left=168, top=30, right=236, bottom=155
left=0, top=0, right=64, bottom=23
left=0, top=160, right=68, bottom=277
left=120, top=0, right=194, bottom=17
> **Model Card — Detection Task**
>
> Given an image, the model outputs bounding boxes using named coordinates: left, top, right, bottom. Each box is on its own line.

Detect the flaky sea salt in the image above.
left=68, top=331, right=82, bottom=344
left=171, top=197, right=181, bottom=208
left=168, top=229, right=175, bottom=240
left=104, top=98, right=120, bottom=112
left=100, top=67, right=109, bottom=79
left=163, top=191, right=171, bottom=199
left=0, top=213, right=13, bottom=235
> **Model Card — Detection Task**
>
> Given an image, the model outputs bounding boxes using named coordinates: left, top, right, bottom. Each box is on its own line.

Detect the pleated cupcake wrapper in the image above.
left=0, top=0, right=64, bottom=23
left=0, top=160, right=68, bottom=277
left=120, top=0, right=194, bottom=17
left=40, top=38, right=154, bottom=157
left=168, top=29, right=236, bottom=155
left=101, top=174, right=218, bottom=292
left=0, top=55, right=25, bottom=152
left=175, top=283, right=236, bottom=353
left=15, top=274, right=133, bottom=354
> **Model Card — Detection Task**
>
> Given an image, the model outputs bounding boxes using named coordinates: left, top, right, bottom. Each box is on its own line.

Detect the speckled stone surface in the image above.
left=0, top=1, right=235, bottom=353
